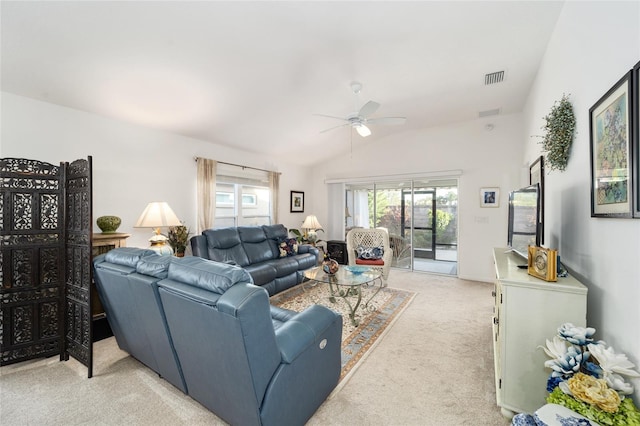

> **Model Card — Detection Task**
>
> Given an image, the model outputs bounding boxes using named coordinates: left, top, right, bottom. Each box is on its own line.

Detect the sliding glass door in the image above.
left=345, top=178, right=458, bottom=275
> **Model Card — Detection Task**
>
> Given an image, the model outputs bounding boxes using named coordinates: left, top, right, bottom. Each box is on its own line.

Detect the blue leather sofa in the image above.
left=190, top=224, right=320, bottom=295
left=93, top=247, right=342, bottom=426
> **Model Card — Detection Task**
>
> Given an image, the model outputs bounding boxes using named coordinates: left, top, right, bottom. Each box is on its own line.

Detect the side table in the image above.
left=92, top=232, right=130, bottom=340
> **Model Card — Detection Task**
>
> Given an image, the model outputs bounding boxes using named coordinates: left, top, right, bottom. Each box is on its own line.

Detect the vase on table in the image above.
left=322, top=255, right=339, bottom=275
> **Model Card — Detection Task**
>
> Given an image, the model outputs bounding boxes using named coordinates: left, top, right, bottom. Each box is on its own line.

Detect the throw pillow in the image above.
left=279, top=238, right=299, bottom=258
left=356, top=245, right=384, bottom=260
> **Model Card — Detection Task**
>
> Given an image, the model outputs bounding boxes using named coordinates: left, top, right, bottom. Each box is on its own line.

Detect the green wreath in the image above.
left=538, top=94, right=576, bottom=172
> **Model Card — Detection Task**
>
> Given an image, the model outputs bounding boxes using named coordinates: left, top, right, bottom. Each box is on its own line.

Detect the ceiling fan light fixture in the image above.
left=316, top=82, right=405, bottom=137
left=355, top=123, right=371, bottom=137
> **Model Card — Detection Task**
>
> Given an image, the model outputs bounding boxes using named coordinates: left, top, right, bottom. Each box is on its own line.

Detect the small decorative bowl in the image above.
left=96, top=215, right=121, bottom=233
left=344, top=265, right=370, bottom=275
left=322, top=259, right=340, bottom=275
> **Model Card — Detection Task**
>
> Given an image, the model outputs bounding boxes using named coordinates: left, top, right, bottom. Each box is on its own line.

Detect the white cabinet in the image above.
left=492, top=248, right=587, bottom=418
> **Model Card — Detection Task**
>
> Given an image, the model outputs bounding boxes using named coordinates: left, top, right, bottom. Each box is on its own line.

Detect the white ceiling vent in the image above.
left=484, top=71, right=505, bottom=85
left=478, top=108, right=501, bottom=118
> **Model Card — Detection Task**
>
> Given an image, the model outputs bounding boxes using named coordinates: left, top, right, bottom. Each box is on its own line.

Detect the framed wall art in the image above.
left=290, top=190, right=304, bottom=213
left=633, top=60, right=640, bottom=218
left=480, top=187, right=500, bottom=207
left=589, top=70, right=633, bottom=218
left=529, top=155, right=545, bottom=243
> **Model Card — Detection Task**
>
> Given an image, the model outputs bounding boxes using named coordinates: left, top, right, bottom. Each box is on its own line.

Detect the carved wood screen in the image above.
left=63, top=158, right=94, bottom=377
left=0, top=157, right=93, bottom=377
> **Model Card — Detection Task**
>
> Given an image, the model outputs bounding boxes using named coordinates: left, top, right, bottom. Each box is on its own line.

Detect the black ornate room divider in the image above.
left=63, top=158, right=94, bottom=377
left=0, top=157, right=94, bottom=377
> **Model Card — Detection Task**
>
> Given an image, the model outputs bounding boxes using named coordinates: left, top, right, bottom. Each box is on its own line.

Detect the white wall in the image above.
left=312, top=113, right=526, bottom=282
left=522, top=1, right=640, bottom=403
left=0, top=92, right=313, bottom=248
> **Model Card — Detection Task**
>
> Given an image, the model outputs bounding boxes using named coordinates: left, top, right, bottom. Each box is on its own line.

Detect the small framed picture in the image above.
left=290, top=190, right=304, bottom=213
left=530, top=156, right=545, bottom=243
left=480, top=187, right=500, bottom=207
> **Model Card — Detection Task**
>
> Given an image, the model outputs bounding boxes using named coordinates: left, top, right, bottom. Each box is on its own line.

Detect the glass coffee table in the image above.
left=303, top=266, right=383, bottom=326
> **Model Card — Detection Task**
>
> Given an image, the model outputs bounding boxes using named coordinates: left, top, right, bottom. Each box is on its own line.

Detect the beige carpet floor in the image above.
left=270, top=281, right=415, bottom=382
left=0, top=271, right=511, bottom=425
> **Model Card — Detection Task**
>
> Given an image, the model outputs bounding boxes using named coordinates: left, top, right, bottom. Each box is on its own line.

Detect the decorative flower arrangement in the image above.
left=537, top=94, right=576, bottom=172
left=167, top=224, right=191, bottom=256
left=542, top=323, right=640, bottom=425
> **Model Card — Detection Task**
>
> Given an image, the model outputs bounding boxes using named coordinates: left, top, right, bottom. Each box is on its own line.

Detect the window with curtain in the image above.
left=213, top=164, right=273, bottom=228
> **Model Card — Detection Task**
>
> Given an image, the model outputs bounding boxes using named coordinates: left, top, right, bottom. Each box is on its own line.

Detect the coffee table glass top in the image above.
left=303, top=266, right=381, bottom=286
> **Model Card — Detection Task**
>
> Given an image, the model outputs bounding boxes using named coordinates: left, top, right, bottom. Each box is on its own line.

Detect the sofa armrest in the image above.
left=189, top=235, right=209, bottom=258
left=275, top=305, right=341, bottom=363
left=260, top=304, right=342, bottom=425
left=298, top=244, right=320, bottom=263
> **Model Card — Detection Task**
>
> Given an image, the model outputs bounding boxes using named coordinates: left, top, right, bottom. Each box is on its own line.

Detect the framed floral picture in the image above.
left=589, top=70, right=633, bottom=218
left=290, top=190, right=304, bottom=213
left=480, top=187, right=500, bottom=207
left=633, top=60, right=640, bottom=218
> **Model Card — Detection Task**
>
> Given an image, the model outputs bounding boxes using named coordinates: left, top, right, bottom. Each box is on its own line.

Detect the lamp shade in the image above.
left=301, top=215, right=323, bottom=230
left=134, top=202, right=182, bottom=229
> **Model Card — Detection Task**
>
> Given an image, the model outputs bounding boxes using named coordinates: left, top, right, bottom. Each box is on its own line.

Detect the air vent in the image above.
left=479, top=108, right=501, bottom=118
left=485, top=71, right=505, bottom=85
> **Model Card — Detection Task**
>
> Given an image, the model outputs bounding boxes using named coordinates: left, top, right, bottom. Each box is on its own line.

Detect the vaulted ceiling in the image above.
left=1, top=1, right=564, bottom=166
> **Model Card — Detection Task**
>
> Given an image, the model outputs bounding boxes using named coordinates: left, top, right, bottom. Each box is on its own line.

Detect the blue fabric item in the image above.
left=264, top=257, right=299, bottom=277
left=105, top=247, right=155, bottom=267
left=239, top=226, right=274, bottom=265
left=244, top=263, right=277, bottom=287
left=167, top=256, right=252, bottom=293
left=202, top=228, right=250, bottom=266
left=190, top=225, right=321, bottom=296
left=159, top=279, right=342, bottom=426
left=93, top=252, right=187, bottom=393
left=356, top=245, right=384, bottom=260
left=93, top=248, right=343, bottom=426
left=512, top=403, right=600, bottom=426
left=136, top=254, right=172, bottom=278
left=511, top=413, right=538, bottom=426
left=275, top=305, right=341, bottom=364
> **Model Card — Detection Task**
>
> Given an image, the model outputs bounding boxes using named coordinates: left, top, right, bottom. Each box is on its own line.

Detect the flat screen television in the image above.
left=507, top=184, right=541, bottom=259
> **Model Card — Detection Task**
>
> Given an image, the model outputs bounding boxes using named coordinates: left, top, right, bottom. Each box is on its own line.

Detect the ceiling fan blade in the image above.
left=314, top=113, right=349, bottom=122
left=358, top=101, right=380, bottom=118
left=366, top=117, right=407, bottom=126
left=355, top=124, right=371, bottom=137
left=320, top=123, right=350, bottom=133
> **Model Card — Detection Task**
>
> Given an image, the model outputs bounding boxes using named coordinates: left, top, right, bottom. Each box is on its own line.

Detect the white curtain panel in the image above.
left=196, top=157, right=217, bottom=234
left=326, top=182, right=346, bottom=240
left=269, top=171, right=280, bottom=224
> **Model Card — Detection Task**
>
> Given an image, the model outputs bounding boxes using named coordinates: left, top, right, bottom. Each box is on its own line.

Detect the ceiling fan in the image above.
left=316, top=82, right=407, bottom=137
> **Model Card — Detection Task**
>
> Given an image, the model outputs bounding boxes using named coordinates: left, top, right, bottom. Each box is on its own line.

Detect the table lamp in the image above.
left=134, top=202, right=182, bottom=255
left=301, top=214, right=323, bottom=244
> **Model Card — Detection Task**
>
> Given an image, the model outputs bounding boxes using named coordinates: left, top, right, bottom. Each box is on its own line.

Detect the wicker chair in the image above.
left=346, top=228, right=392, bottom=282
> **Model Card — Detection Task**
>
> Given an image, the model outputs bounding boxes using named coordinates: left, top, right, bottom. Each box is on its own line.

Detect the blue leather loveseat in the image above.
left=93, top=247, right=342, bottom=426
left=190, top=224, right=320, bottom=295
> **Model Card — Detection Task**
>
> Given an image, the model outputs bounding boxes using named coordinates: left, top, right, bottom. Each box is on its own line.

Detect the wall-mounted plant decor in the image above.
left=537, top=94, right=576, bottom=172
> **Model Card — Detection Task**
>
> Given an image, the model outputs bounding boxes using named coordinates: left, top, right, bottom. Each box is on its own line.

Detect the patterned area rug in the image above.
left=271, top=281, right=416, bottom=382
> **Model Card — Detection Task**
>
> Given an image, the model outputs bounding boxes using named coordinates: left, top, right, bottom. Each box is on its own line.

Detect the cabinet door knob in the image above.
left=493, top=317, right=499, bottom=325
left=491, top=290, right=496, bottom=297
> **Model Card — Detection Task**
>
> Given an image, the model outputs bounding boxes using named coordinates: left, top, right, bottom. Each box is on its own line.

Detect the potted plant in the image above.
left=168, top=224, right=191, bottom=257
left=289, top=228, right=324, bottom=246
